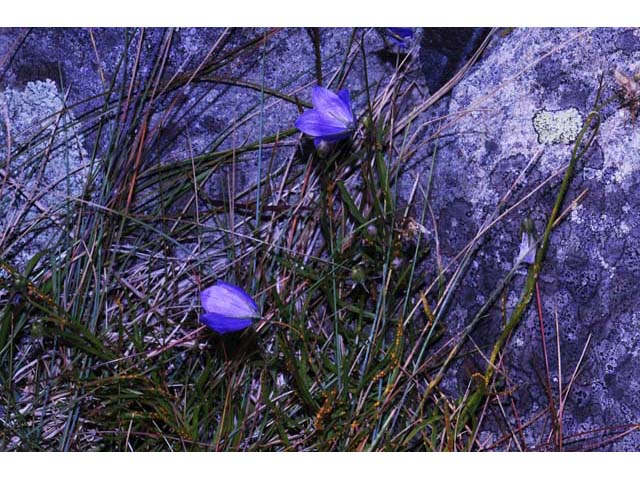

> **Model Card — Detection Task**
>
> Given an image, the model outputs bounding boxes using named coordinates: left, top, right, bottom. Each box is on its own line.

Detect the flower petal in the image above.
left=200, top=281, right=259, bottom=318
left=387, top=28, right=414, bottom=39
left=295, top=109, right=349, bottom=138
left=518, top=232, right=536, bottom=265
left=200, top=312, right=253, bottom=335
left=311, top=86, right=354, bottom=126
left=315, top=131, right=352, bottom=142
left=337, top=89, right=352, bottom=115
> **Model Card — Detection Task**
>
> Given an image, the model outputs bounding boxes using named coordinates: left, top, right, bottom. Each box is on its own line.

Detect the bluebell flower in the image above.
left=387, top=28, right=414, bottom=49
left=200, top=281, right=260, bottom=334
left=295, top=86, right=355, bottom=146
left=517, top=231, right=536, bottom=265
left=516, top=218, right=537, bottom=266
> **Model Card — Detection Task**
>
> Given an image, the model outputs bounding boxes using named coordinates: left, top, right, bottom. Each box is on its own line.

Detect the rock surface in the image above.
left=0, top=78, right=89, bottom=269
left=429, top=27, right=640, bottom=451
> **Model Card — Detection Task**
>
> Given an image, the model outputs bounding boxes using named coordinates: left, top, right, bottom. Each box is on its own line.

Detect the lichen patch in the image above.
left=532, top=107, right=583, bottom=145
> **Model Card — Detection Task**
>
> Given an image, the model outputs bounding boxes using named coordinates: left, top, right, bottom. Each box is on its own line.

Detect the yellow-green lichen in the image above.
left=532, top=108, right=583, bottom=145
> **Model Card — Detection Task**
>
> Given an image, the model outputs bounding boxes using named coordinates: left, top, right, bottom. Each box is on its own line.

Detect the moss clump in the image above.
left=532, top=107, right=583, bottom=145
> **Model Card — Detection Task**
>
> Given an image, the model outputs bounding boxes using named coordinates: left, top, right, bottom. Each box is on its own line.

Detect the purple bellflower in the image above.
left=295, top=86, right=355, bottom=147
left=387, top=28, right=414, bottom=48
left=517, top=230, right=536, bottom=265
left=517, top=218, right=537, bottom=266
left=200, top=281, right=260, bottom=334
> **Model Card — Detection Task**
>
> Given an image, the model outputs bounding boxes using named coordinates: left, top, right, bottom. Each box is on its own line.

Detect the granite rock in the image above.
left=426, top=27, right=640, bottom=451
